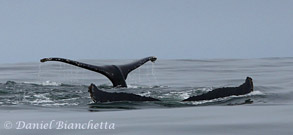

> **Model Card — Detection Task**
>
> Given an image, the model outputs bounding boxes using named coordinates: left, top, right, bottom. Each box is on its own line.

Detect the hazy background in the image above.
left=0, top=0, right=292, bottom=64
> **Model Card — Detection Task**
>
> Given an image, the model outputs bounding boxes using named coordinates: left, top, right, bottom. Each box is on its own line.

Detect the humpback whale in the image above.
left=88, top=84, right=160, bottom=102
left=183, top=77, right=253, bottom=101
left=40, top=57, right=253, bottom=102
left=40, top=56, right=157, bottom=87
left=87, top=77, right=253, bottom=103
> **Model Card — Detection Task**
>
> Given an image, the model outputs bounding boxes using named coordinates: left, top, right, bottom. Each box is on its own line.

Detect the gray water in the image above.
left=0, top=58, right=292, bottom=134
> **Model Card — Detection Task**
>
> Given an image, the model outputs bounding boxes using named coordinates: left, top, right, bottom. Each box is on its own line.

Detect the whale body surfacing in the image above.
left=183, top=77, right=253, bottom=101
left=87, top=77, right=253, bottom=103
left=88, top=84, right=160, bottom=102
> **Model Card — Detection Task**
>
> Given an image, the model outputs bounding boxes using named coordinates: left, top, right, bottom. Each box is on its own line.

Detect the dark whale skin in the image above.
left=40, top=56, right=157, bottom=87
left=183, top=77, right=253, bottom=101
left=88, top=84, right=160, bottom=102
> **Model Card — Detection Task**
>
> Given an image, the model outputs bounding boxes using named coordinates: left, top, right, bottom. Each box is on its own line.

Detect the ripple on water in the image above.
left=0, top=80, right=268, bottom=110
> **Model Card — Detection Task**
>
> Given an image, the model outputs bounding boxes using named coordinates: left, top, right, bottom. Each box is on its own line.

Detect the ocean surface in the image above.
left=0, top=58, right=292, bottom=135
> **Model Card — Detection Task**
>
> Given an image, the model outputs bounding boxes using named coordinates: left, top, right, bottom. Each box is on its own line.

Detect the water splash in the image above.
left=38, top=63, right=42, bottom=81
left=151, top=63, right=159, bottom=86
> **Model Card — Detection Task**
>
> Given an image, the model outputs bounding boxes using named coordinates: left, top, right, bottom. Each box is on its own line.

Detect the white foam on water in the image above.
left=127, top=84, right=139, bottom=89
left=28, top=94, right=80, bottom=106
left=248, top=90, right=265, bottom=96
left=157, top=90, right=194, bottom=100
left=138, top=91, right=151, bottom=97
left=188, top=91, right=265, bottom=105
left=178, top=92, right=191, bottom=99
left=41, top=102, right=79, bottom=107
left=170, top=91, right=193, bottom=99
left=24, top=81, right=61, bottom=86
left=202, top=87, right=214, bottom=92
left=31, top=94, right=54, bottom=104
left=60, top=97, right=79, bottom=101
left=127, top=84, right=162, bottom=89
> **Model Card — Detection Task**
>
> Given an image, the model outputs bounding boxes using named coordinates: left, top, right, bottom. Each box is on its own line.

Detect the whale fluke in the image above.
left=182, top=77, right=254, bottom=101
left=88, top=84, right=160, bottom=102
left=40, top=56, right=157, bottom=87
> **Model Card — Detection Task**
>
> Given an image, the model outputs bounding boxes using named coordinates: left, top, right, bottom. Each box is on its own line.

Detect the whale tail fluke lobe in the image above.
left=40, top=58, right=107, bottom=74
left=40, top=56, right=157, bottom=87
left=40, top=57, right=114, bottom=82
left=182, top=77, right=254, bottom=101
left=118, top=56, right=157, bottom=79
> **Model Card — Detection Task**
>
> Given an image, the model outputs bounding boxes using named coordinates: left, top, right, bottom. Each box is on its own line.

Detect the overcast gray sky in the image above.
left=0, top=0, right=292, bottom=63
